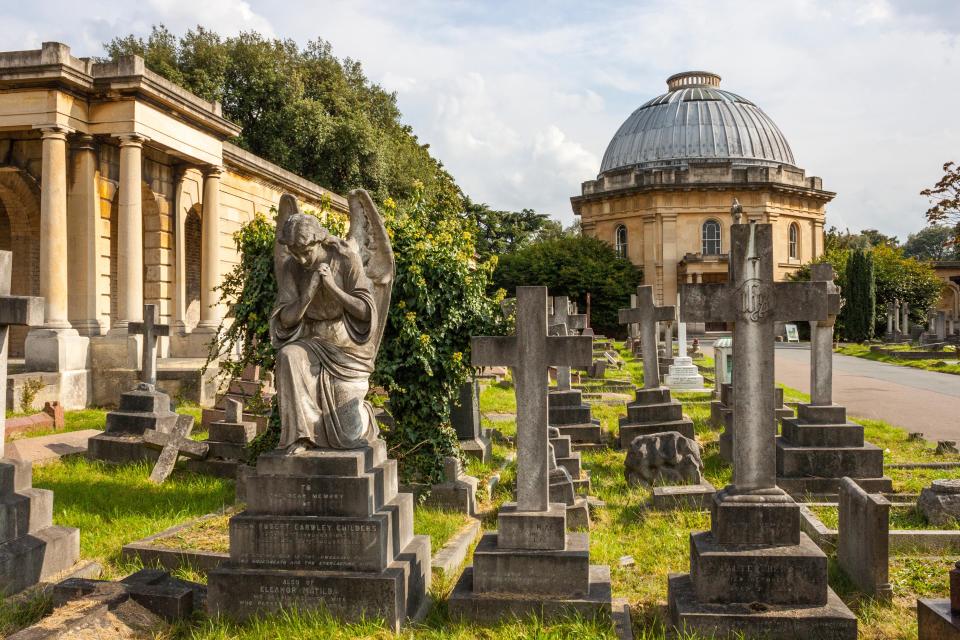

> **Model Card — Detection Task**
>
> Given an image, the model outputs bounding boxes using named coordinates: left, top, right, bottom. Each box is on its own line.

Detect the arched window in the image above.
left=702, top=219, right=721, bottom=255
left=789, top=222, right=799, bottom=259
left=615, top=225, right=627, bottom=258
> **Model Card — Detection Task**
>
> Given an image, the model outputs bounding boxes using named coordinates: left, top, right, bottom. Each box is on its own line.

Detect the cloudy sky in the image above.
left=4, top=0, right=960, bottom=238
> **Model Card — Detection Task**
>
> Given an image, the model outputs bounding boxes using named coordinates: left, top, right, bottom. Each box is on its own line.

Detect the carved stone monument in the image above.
left=88, top=305, right=179, bottom=463
left=546, top=296, right=602, bottom=446
left=664, top=295, right=707, bottom=390
left=668, top=218, right=857, bottom=639
left=617, top=287, right=693, bottom=449
left=206, top=191, right=430, bottom=630
left=449, top=286, right=611, bottom=623
left=0, top=251, right=79, bottom=594
left=776, top=264, right=892, bottom=498
left=450, top=379, right=492, bottom=463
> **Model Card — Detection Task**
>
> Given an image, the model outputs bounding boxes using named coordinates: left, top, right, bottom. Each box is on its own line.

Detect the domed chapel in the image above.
left=571, top=71, right=834, bottom=331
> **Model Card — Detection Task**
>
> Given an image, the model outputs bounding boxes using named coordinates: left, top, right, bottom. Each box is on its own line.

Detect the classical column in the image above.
left=38, top=126, right=71, bottom=329
left=68, top=134, right=102, bottom=335
left=170, top=166, right=188, bottom=333
left=115, top=134, right=146, bottom=330
left=198, top=165, right=223, bottom=329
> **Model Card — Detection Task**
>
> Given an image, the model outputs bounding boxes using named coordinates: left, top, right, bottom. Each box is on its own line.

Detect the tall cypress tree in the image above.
left=843, top=248, right=876, bottom=342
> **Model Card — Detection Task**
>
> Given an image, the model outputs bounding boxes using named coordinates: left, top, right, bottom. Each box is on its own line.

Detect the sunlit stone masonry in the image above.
left=669, top=216, right=856, bottom=639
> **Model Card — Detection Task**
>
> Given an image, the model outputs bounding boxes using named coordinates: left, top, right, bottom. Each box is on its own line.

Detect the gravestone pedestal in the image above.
left=667, top=492, right=857, bottom=639
left=188, top=398, right=261, bottom=478
left=548, top=429, right=590, bottom=529
left=618, top=387, right=694, bottom=449
left=549, top=427, right=589, bottom=495
left=451, top=380, right=492, bottom=463
left=88, top=383, right=179, bottom=463
left=206, top=440, right=431, bottom=631
left=448, top=504, right=610, bottom=622
left=664, top=356, right=706, bottom=390
left=710, top=382, right=733, bottom=430
left=777, top=403, right=892, bottom=498
left=548, top=389, right=603, bottom=446
left=0, top=458, right=79, bottom=595
left=426, top=457, right=478, bottom=515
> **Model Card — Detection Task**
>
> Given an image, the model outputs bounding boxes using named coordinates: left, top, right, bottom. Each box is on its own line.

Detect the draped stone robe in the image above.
left=270, top=244, right=380, bottom=449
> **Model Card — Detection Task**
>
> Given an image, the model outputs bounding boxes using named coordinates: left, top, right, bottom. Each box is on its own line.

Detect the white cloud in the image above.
left=4, top=0, right=960, bottom=235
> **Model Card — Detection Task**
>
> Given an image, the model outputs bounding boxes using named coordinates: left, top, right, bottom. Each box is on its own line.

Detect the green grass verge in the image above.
left=836, top=343, right=960, bottom=376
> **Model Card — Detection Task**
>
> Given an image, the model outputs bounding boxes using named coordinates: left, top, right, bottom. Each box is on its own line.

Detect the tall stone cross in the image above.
left=129, top=304, right=170, bottom=386
left=618, top=286, right=675, bottom=390
left=472, top=287, right=592, bottom=512
left=681, top=221, right=829, bottom=494
left=809, top=264, right=843, bottom=406
left=0, top=251, right=43, bottom=458
left=548, top=296, right=587, bottom=391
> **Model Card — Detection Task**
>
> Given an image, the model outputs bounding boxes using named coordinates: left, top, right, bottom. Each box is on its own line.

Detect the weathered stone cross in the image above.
left=548, top=296, right=587, bottom=391
left=809, top=264, right=843, bottom=406
left=144, top=414, right=209, bottom=483
left=618, top=286, right=675, bottom=390
left=0, top=251, right=43, bottom=457
left=129, top=304, right=170, bottom=386
left=681, top=221, right=829, bottom=494
left=472, top=287, right=592, bottom=512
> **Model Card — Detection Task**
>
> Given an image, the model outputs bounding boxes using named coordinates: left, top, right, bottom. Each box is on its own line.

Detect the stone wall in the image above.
left=838, top=477, right=892, bottom=599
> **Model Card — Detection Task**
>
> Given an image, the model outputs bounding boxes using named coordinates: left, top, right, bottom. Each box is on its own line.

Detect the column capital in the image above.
left=115, top=134, right=147, bottom=148
left=71, top=134, right=97, bottom=152
left=33, top=124, right=74, bottom=140
left=203, top=164, right=224, bottom=179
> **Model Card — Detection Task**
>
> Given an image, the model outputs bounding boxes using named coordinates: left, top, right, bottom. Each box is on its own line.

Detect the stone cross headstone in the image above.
left=0, top=252, right=44, bottom=458
left=472, top=286, right=592, bottom=512
left=902, top=301, right=910, bottom=334
left=885, top=300, right=895, bottom=336
left=892, top=298, right=901, bottom=334
left=548, top=296, right=587, bottom=392
left=129, top=304, right=170, bottom=386
left=619, top=286, right=675, bottom=390
left=809, top=264, right=843, bottom=406
left=144, top=414, right=208, bottom=483
left=681, top=221, right=828, bottom=494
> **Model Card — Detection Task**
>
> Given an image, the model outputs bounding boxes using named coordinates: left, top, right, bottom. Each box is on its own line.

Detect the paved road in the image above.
left=772, top=345, right=959, bottom=440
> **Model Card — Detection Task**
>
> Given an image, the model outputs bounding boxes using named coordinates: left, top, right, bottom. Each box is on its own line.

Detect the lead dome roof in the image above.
left=599, top=71, right=796, bottom=175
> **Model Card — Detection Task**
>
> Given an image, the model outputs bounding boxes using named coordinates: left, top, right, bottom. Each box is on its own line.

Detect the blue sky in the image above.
left=4, top=0, right=960, bottom=239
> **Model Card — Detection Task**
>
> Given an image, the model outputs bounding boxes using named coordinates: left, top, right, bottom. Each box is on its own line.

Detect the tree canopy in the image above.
left=902, top=224, right=960, bottom=261
left=491, top=235, right=641, bottom=336
left=922, top=161, right=960, bottom=245
left=104, top=26, right=460, bottom=210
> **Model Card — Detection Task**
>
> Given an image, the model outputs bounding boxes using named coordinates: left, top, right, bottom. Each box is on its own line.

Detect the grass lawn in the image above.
left=5, top=402, right=205, bottom=442
left=810, top=504, right=960, bottom=531
left=836, top=343, right=960, bottom=376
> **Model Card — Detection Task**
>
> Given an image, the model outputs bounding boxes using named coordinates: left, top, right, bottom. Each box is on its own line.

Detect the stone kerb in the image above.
left=838, top=477, right=892, bottom=600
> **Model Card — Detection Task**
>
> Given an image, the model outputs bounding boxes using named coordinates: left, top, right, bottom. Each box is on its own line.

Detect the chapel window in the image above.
left=702, top=219, right=722, bottom=255
left=615, top=225, right=627, bottom=258
left=789, top=222, right=799, bottom=259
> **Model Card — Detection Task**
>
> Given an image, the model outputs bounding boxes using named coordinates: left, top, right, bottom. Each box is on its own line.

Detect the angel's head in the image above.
left=279, top=213, right=333, bottom=269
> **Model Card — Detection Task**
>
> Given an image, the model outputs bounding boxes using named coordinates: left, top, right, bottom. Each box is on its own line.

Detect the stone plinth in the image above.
left=87, top=383, right=179, bottom=464
left=448, top=505, right=611, bottom=623
left=426, top=457, right=478, bottom=516
left=0, top=458, right=79, bottom=595
left=664, top=356, right=706, bottom=390
left=710, top=382, right=733, bottom=429
left=667, top=493, right=856, bottom=640
left=776, top=403, right=892, bottom=498
left=919, top=599, right=960, bottom=639
left=548, top=389, right=602, bottom=445
left=451, top=380, right=492, bottom=463
left=618, top=387, right=693, bottom=449
left=549, top=428, right=589, bottom=496
left=207, top=440, right=430, bottom=631
left=838, top=477, right=891, bottom=599
left=186, top=402, right=260, bottom=479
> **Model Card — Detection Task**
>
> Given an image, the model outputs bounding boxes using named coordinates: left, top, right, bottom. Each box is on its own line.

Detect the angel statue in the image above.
left=269, top=190, right=394, bottom=453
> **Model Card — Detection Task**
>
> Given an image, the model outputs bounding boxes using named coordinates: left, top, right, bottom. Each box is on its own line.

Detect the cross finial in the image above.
left=128, top=304, right=170, bottom=386
left=619, top=286, right=675, bottom=390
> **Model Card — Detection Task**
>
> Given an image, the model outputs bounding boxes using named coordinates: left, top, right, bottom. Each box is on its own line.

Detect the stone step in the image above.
left=550, top=436, right=572, bottom=459
left=228, top=379, right=266, bottom=396
left=689, top=531, right=828, bottom=606
left=780, top=419, right=864, bottom=448
left=0, top=489, right=53, bottom=544
left=257, top=441, right=387, bottom=477
left=548, top=405, right=593, bottom=425
left=797, top=404, right=848, bottom=424
left=776, top=441, right=885, bottom=479
left=184, top=458, right=240, bottom=480
left=0, top=525, right=80, bottom=596
left=118, top=389, right=173, bottom=414
left=552, top=423, right=603, bottom=444
left=623, top=400, right=683, bottom=424
left=87, top=433, right=161, bottom=464
left=471, top=531, right=591, bottom=597
left=620, top=419, right=695, bottom=448
left=206, top=441, right=248, bottom=461
left=208, top=421, right=258, bottom=444
left=556, top=455, right=581, bottom=479
left=0, top=459, right=31, bottom=495
left=547, top=389, right=584, bottom=407
left=206, top=533, right=431, bottom=631
left=229, top=493, right=414, bottom=572
left=104, top=411, right=179, bottom=436
left=632, top=387, right=672, bottom=404
left=201, top=408, right=270, bottom=432
left=244, top=460, right=399, bottom=518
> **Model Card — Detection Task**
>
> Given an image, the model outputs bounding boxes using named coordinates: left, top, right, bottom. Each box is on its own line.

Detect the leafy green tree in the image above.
left=824, top=226, right=899, bottom=252
left=903, top=224, right=960, bottom=261
left=492, top=235, right=641, bottom=336
left=464, top=200, right=565, bottom=261
left=844, top=249, right=876, bottom=342
left=103, top=26, right=459, bottom=209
